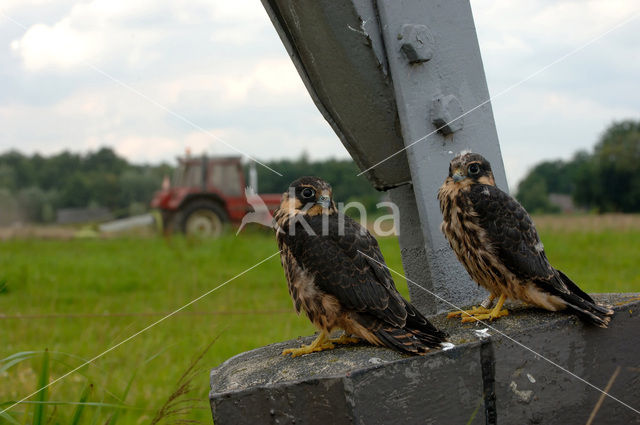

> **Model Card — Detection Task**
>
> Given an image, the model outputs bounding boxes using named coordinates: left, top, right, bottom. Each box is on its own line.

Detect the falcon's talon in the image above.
left=446, top=306, right=492, bottom=318
left=282, top=332, right=336, bottom=357
left=450, top=294, right=509, bottom=323
left=282, top=342, right=335, bottom=358
left=329, top=334, right=360, bottom=345
left=460, top=309, right=509, bottom=323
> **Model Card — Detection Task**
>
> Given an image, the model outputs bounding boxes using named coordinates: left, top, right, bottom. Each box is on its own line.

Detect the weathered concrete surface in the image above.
left=210, top=294, right=640, bottom=424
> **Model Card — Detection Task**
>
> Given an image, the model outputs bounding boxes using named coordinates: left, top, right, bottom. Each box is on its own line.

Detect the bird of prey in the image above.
left=438, top=152, right=613, bottom=327
left=275, top=176, right=447, bottom=357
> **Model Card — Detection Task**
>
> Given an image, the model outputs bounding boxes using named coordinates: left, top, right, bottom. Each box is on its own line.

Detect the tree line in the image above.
left=0, top=148, right=171, bottom=223
left=1, top=119, right=637, bottom=224
left=252, top=153, right=381, bottom=211
left=516, top=120, right=640, bottom=213
left=0, top=148, right=381, bottom=224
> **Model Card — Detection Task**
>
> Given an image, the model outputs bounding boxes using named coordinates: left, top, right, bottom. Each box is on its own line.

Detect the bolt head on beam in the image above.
left=430, top=95, right=464, bottom=135
left=398, top=24, right=434, bottom=64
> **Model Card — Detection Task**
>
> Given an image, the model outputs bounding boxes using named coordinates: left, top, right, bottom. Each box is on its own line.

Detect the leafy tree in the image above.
left=16, top=187, right=48, bottom=222
left=0, top=163, right=15, bottom=189
left=0, top=147, right=170, bottom=222
left=0, top=151, right=35, bottom=189
left=590, top=120, right=640, bottom=212
left=573, top=153, right=600, bottom=211
left=83, top=147, right=128, bottom=174
left=515, top=175, right=560, bottom=214
left=3, top=119, right=639, bottom=224
left=517, top=119, right=640, bottom=213
left=0, top=188, right=19, bottom=225
left=250, top=155, right=382, bottom=212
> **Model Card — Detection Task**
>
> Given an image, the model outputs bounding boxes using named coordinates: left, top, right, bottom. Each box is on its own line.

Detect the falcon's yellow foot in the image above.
left=329, top=334, right=360, bottom=345
left=282, top=332, right=335, bottom=358
left=460, top=308, right=509, bottom=323
left=448, top=294, right=509, bottom=323
left=446, top=306, right=492, bottom=319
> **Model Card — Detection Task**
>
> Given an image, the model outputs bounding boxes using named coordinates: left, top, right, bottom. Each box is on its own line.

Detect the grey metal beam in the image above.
left=260, top=0, right=509, bottom=312
left=374, top=0, right=508, bottom=312
left=261, top=0, right=411, bottom=189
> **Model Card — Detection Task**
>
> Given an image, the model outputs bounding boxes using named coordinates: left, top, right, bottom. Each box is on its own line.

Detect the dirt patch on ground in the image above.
left=2, top=214, right=638, bottom=240
left=532, top=214, right=640, bottom=232
left=0, top=225, right=78, bottom=240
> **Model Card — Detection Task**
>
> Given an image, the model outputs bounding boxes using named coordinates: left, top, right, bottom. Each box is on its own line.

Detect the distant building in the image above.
left=0, top=190, right=19, bottom=226
left=548, top=193, right=583, bottom=214
left=56, top=207, right=113, bottom=224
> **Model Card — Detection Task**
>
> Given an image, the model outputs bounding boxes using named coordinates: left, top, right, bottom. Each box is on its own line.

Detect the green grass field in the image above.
left=1, top=217, right=639, bottom=424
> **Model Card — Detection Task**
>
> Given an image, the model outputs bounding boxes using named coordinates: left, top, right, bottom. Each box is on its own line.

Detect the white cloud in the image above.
left=494, top=86, right=638, bottom=188
left=166, top=58, right=303, bottom=104
left=473, top=0, right=640, bottom=89
left=220, top=58, right=307, bottom=103
left=113, top=134, right=202, bottom=163
left=9, top=0, right=163, bottom=71
left=8, top=0, right=268, bottom=72
left=1, top=0, right=639, bottom=189
left=0, top=0, right=52, bottom=14
left=11, top=22, right=96, bottom=71
left=471, top=0, right=640, bottom=187
left=529, top=1, right=637, bottom=43
left=474, top=0, right=636, bottom=46
left=109, top=124, right=343, bottom=166
left=0, top=50, right=337, bottom=164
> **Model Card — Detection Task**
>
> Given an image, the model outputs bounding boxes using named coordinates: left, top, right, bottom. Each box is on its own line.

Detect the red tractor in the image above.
left=151, top=155, right=281, bottom=237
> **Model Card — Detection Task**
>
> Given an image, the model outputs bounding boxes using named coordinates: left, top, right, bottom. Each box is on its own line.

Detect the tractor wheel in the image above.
left=180, top=201, right=228, bottom=238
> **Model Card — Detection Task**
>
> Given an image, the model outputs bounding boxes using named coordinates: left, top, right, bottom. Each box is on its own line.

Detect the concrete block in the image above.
left=211, top=294, right=640, bottom=424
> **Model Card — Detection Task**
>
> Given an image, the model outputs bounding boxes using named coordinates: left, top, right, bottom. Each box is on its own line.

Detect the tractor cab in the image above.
left=151, top=155, right=281, bottom=237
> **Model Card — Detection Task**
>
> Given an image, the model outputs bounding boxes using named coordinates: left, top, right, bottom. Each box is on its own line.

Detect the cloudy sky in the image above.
left=1, top=0, right=638, bottom=188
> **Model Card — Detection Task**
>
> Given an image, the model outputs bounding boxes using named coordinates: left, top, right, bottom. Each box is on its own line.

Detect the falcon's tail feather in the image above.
left=403, top=300, right=449, bottom=343
left=359, top=305, right=448, bottom=355
left=373, top=325, right=447, bottom=355
left=555, top=271, right=614, bottom=328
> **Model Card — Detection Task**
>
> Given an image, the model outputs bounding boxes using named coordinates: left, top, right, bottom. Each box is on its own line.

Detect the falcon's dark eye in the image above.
left=301, top=187, right=315, bottom=199
left=468, top=163, right=480, bottom=175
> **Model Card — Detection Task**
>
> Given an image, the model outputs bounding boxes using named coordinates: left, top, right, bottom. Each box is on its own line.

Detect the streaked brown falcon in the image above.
left=438, top=152, right=613, bottom=327
left=275, top=176, right=447, bottom=357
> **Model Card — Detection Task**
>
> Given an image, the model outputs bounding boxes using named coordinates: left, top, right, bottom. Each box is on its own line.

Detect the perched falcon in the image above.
left=438, top=152, right=613, bottom=327
left=275, top=176, right=447, bottom=357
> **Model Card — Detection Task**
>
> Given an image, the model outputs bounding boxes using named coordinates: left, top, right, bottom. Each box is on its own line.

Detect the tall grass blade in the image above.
left=150, top=337, right=219, bottom=425
left=70, top=384, right=92, bottom=425
left=18, top=401, right=133, bottom=409
left=0, top=410, right=21, bottom=425
left=107, top=371, right=136, bottom=425
left=1, top=351, right=91, bottom=375
left=0, top=352, right=41, bottom=374
left=31, top=349, right=49, bottom=425
left=108, top=345, right=171, bottom=425
left=88, top=396, right=104, bottom=425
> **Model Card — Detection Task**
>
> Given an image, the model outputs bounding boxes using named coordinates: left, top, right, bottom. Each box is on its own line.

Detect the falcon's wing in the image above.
left=466, top=184, right=612, bottom=325
left=466, top=185, right=558, bottom=283
left=280, top=213, right=408, bottom=327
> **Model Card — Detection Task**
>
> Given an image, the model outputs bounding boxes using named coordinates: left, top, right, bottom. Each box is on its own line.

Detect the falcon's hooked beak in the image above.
left=452, top=169, right=466, bottom=183
left=317, top=195, right=331, bottom=208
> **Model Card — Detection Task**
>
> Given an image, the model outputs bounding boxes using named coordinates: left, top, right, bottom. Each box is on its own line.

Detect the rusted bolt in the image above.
left=430, top=95, right=463, bottom=135
left=398, top=24, right=434, bottom=64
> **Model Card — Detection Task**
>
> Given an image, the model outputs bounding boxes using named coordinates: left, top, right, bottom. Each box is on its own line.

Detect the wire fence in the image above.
left=0, top=309, right=291, bottom=320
